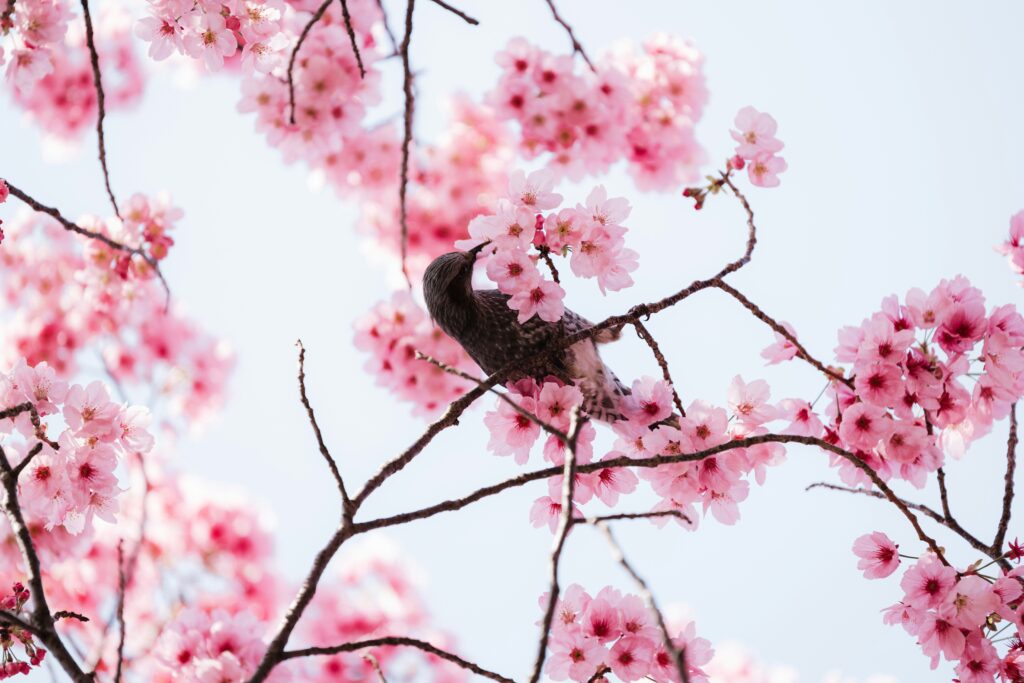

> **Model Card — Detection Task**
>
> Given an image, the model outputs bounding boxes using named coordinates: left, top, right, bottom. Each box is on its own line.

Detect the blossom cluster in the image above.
left=354, top=292, right=477, bottom=416
left=811, top=277, right=1024, bottom=487
left=996, top=211, right=1024, bottom=283
left=155, top=607, right=283, bottom=682
left=0, top=208, right=231, bottom=425
left=0, top=0, right=71, bottom=89
left=543, top=584, right=712, bottom=683
left=728, top=106, right=787, bottom=188
left=488, top=35, right=708, bottom=190
left=11, top=6, right=144, bottom=139
left=0, top=582, right=46, bottom=678
left=136, top=0, right=295, bottom=72
left=683, top=107, right=786, bottom=210
left=484, top=375, right=787, bottom=532
left=457, top=169, right=638, bottom=324
left=853, top=533, right=1024, bottom=682
left=1, top=360, right=153, bottom=536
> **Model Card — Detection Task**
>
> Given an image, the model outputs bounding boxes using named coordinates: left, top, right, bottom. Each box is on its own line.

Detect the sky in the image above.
left=4, top=0, right=1024, bottom=681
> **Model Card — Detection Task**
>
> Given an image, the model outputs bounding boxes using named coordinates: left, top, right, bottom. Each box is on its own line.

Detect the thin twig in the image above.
left=632, top=320, right=685, bottom=418
left=528, top=408, right=583, bottom=683
left=5, top=182, right=171, bottom=307
left=542, top=0, right=594, bottom=71
left=398, top=0, right=416, bottom=289
left=282, top=637, right=514, bottom=683
left=426, top=0, right=478, bottom=24
left=338, top=0, right=366, bottom=78
left=710, top=280, right=851, bottom=388
left=113, top=541, right=127, bottom=683
left=537, top=246, right=560, bottom=284
left=79, top=0, right=119, bottom=219
left=286, top=0, right=334, bottom=124
left=575, top=510, right=691, bottom=525
left=364, top=653, right=388, bottom=683
left=373, top=0, right=400, bottom=54
left=0, top=446, right=92, bottom=681
left=937, top=467, right=952, bottom=521
left=597, top=522, right=689, bottom=683
left=806, top=481, right=1003, bottom=571
left=995, top=404, right=1018, bottom=552
left=296, top=341, right=350, bottom=508
left=415, top=351, right=568, bottom=442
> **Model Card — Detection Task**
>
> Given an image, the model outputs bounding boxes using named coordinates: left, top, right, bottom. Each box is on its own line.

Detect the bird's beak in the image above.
left=467, top=240, right=491, bottom=259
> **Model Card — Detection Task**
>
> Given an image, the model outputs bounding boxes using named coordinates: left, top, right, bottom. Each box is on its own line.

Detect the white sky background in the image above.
left=4, top=0, right=1024, bottom=681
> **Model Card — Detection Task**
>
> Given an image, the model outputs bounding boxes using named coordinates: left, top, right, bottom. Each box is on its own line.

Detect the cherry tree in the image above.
left=0, top=1, right=1022, bottom=682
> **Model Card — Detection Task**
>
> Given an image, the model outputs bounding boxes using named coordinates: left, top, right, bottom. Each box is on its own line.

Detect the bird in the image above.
left=422, top=243, right=631, bottom=423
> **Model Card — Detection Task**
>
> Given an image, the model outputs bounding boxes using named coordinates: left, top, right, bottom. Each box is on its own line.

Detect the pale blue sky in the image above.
left=4, top=1, right=1024, bottom=681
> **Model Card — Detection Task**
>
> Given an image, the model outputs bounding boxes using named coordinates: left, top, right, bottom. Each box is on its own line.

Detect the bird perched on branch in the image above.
left=423, top=243, right=631, bottom=423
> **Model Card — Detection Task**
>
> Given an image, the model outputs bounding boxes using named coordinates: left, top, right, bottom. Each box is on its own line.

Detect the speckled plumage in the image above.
left=423, top=249, right=629, bottom=422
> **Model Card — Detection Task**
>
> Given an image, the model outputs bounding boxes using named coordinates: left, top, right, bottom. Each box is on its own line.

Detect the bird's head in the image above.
left=422, top=242, right=489, bottom=332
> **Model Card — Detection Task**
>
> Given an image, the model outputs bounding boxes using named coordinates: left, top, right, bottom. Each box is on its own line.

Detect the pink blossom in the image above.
left=609, top=636, right=655, bottom=682
left=838, top=402, right=891, bottom=451
left=777, top=398, right=823, bottom=437
left=918, top=612, right=966, bottom=663
left=484, top=393, right=541, bottom=464
left=538, top=383, right=584, bottom=432
left=726, top=375, right=777, bottom=427
left=625, top=377, right=675, bottom=426
left=851, top=531, right=900, bottom=579
left=854, top=362, right=904, bottom=408
left=583, top=588, right=623, bottom=643
left=730, top=106, right=784, bottom=159
left=900, top=555, right=957, bottom=611
left=485, top=248, right=541, bottom=294
left=747, top=152, right=787, bottom=188
left=0, top=180, right=8, bottom=204
left=546, top=630, right=606, bottom=682
left=508, top=279, right=565, bottom=323
left=591, top=454, right=639, bottom=506
left=186, top=14, right=239, bottom=71
left=760, top=322, right=799, bottom=364
left=530, top=496, right=575, bottom=533
left=508, top=169, right=562, bottom=210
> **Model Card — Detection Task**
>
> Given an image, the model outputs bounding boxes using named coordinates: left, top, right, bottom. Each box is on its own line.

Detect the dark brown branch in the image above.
left=13, top=442, right=44, bottom=479
left=936, top=466, right=952, bottom=521
left=426, top=0, right=478, bottom=24
left=415, top=351, right=568, bottom=442
left=542, top=0, right=594, bottom=71
left=995, top=404, right=1018, bottom=552
left=286, top=0, right=334, bottom=125
left=282, top=637, right=514, bottom=683
left=0, top=401, right=57, bottom=452
left=297, top=341, right=350, bottom=508
left=710, top=280, right=851, bottom=388
left=79, top=0, right=119, bottom=219
left=713, top=174, right=757, bottom=280
left=5, top=182, right=170, bottom=307
left=246, top=522, right=353, bottom=682
left=597, top=522, right=689, bottom=683
left=373, top=0, right=400, bottom=54
left=357, top=433, right=949, bottom=565
left=632, top=320, right=685, bottom=418
left=338, top=0, right=366, bottom=78
left=575, top=510, right=691, bottom=525
left=398, top=0, right=416, bottom=289
left=364, top=653, right=387, bottom=683
left=52, top=611, right=90, bottom=623
left=537, top=246, right=560, bottom=284
left=529, top=409, right=583, bottom=683
left=113, top=541, right=126, bottom=683
left=806, top=481, right=1004, bottom=571
left=0, top=610, right=43, bottom=636
left=0, top=446, right=92, bottom=681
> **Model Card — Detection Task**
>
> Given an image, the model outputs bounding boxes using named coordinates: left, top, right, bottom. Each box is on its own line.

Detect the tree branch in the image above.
left=597, top=522, right=689, bottom=683
left=79, top=0, right=119, bottom=219
left=338, top=0, right=366, bottom=78
left=286, top=0, right=334, bottom=124
left=528, top=408, right=583, bottom=683
left=542, top=0, right=594, bottom=71
left=296, top=341, right=350, bottom=509
left=994, top=403, right=1018, bottom=552
left=5, top=182, right=171, bottom=307
left=282, top=636, right=513, bottom=683
left=398, top=0, right=416, bottom=289
left=426, top=0, right=478, bottom=24
left=631, top=320, right=685, bottom=418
